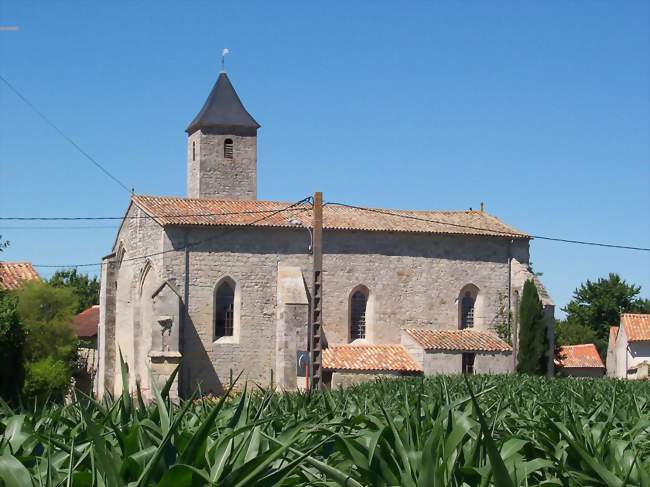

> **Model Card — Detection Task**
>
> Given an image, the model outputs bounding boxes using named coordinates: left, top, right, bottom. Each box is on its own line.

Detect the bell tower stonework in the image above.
left=186, top=72, right=260, bottom=200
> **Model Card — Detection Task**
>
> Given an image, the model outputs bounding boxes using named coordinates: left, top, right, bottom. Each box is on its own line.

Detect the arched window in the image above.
left=350, top=290, right=367, bottom=340
left=214, top=281, right=235, bottom=338
left=460, top=291, right=475, bottom=329
left=192, top=141, right=196, bottom=161
left=224, top=139, right=233, bottom=159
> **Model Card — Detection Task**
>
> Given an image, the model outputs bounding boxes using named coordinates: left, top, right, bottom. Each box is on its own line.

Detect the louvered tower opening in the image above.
left=224, top=139, right=233, bottom=159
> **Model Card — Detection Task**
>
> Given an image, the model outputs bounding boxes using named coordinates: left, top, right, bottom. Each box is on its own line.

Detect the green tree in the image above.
left=23, top=357, right=71, bottom=402
left=563, top=273, right=648, bottom=358
left=555, top=320, right=598, bottom=347
left=0, top=290, right=25, bottom=402
left=15, top=281, right=78, bottom=399
left=516, top=279, right=548, bottom=375
left=49, top=268, right=100, bottom=313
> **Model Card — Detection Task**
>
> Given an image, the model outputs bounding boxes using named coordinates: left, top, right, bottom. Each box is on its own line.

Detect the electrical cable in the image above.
left=0, top=74, right=133, bottom=194
left=30, top=197, right=313, bottom=268
left=324, top=202, right=650, bottom=252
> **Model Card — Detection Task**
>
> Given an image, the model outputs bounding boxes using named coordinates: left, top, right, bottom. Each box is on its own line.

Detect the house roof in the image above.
left=557, top=344, right=605, bottom=369
left=0, top=262, right=40, bottom=291
left=621, top=313, right=650, bottom=342
left=322, top=344, right=422, bottom=373
left=405, top=328, right=512, bottom=353
left=186, top=72, right=260, bottom=134
left=73, top=305, right=99, bottom=338
left=131, top=195, right=529, bottom=239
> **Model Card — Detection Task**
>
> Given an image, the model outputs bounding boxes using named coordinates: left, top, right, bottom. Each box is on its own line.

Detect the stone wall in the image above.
left=330, top=371, right=407, bottom=389
left=99, top=207, right=533, bottom=398
left=162, top=226, right=527, bottom=395
left=187, top=128, right=257, bottom=200
left=474, top=352, right=513, bottom=374
left=97, top=203, right=166, bottom=398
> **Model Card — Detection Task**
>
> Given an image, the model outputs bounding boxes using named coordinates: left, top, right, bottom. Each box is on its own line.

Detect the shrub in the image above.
left=23, top=357, right=71, bottom=402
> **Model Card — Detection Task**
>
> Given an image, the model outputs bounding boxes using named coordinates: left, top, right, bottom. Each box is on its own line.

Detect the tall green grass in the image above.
left=0, top=368, right=648, bottom=486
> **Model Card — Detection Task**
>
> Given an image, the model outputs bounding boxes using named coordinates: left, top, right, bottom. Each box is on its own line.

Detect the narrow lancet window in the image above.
left=192, top=141, right=196, bottom=161
left=350, top=290, right=367, bottom=340
left=215, top=281, right=235, bottom=338
left=460, top=291, right=475, bottom=329
left=224, top=138, right=233, bottom=159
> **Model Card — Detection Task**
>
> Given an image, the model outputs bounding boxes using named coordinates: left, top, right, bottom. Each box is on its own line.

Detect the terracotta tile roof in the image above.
left=557, top=344, right=605, bottom=369
left=131, top=195, right=529, bottom=239
left=323, top=344, right=422, bottom=373
left=405, top=328, right=512, bottom=352
left=73, top=305, right=99, bottom=338
left=0, top=262, right=40, bottom=291
left=621, top=313, right=650, bottom=342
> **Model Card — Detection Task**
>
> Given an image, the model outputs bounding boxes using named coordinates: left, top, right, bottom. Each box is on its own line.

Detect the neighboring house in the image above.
left=73, top=305, right=100, bottom=345
left=557, top=344, right=605, bottom=378
left=72, top=305, right=100, bottom=394
left=609, top=313, right=650, bottom=380
left=96, top=69, right=555, bottom=400
left=0, top=261, right=40, bottom=291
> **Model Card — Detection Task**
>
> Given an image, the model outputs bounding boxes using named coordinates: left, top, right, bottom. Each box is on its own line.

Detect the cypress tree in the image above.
left=516, top=279, right=548, bottom=375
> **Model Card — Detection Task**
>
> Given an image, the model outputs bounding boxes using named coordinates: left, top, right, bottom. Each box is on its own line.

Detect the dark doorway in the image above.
left=462, top=353, right=475, bottom=374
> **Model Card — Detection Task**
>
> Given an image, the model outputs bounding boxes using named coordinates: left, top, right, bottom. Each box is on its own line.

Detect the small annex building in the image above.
left=73, top=305, right=100, bottom=393
left=0, top=262, right=40, bottom=291
left=323, top=344, right=422, bottom=389
left=607, top=313, right=650, bottom=380
left=95, top=68, right=555, bottom=399
left=557, top=344, right=605, bottom=378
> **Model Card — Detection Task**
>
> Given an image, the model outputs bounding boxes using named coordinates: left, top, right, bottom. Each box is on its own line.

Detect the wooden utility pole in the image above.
left=308, top=192, right=324, bottom=390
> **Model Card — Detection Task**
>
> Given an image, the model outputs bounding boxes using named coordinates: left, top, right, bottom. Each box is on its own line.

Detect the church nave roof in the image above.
left=131, top=195, right=529, bottom=239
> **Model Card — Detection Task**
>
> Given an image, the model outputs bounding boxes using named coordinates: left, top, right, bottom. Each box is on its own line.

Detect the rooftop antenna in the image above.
left=221, top=48, right=230, bottom=73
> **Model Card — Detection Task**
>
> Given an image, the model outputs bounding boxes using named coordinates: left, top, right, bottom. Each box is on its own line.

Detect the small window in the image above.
left=462, top=353, right=475, bottom=374
left=350, top=291, right=367, bottom=340
left=214, top=281, right=235, bottom=338
left=192, top=141, right=196, bottom=161
left=224, top=139, right=233, bottom=159
left=460, top=292, right=475, bottom=329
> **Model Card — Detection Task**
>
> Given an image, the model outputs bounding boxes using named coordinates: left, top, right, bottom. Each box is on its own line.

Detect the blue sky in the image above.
left=1, top=1, right=648, bottom=315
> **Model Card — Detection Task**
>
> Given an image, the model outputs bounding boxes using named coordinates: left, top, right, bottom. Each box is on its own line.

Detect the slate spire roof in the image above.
left=186, top=72, right=260, bottom=134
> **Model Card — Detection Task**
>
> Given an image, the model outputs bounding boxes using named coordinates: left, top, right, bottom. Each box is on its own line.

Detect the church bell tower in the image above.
left=186, top=71, right=260, bottom=200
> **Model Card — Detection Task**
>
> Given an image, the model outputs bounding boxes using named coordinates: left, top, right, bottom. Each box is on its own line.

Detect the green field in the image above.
left=1, top=371, right=648, bottom=486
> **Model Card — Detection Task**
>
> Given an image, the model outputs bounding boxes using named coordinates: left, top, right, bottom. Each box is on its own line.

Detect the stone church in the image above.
left=96, top=69, right=554, bottom=399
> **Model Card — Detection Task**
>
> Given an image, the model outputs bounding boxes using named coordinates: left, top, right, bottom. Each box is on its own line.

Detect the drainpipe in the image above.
left=507, top=239, right=513, bottom=369
left=181, top=230, right=190, bottom=396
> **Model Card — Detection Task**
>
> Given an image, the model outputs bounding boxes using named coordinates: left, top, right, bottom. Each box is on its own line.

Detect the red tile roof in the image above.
left=405, top=329, right=512, bottom=352
left=557, top=344, right=605, bottom=369
left=73, top=305, right=99, bottom=338
left=621, top=313, right=650, bottom=342
left=323, top=344, right=422, bottom=373
left=131, top=195, right=529, bottom=239
left=0, top=262, right=40, bottom=291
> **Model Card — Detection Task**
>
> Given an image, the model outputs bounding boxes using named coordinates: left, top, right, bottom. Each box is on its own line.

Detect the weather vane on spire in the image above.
left=221, top=48, right=230, bottom=72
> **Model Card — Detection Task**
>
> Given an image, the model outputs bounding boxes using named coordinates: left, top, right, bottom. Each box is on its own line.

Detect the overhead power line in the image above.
left=0, top=207, right=311, bottom=222
left=22, top=196, right=650, bottom=269
left=30, top=197, right=313, bottom=269
left=325, top=202, right=650, bottom=252
left=0, top=74, right=133, bottom=194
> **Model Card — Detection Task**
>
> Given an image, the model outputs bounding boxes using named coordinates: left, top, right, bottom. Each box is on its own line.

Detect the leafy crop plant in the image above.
left=0, top=362, right=648, bottom=486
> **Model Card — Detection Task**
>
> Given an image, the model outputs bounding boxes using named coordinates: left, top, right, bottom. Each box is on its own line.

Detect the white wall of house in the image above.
left=613, top=325, right=650, bottom=379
